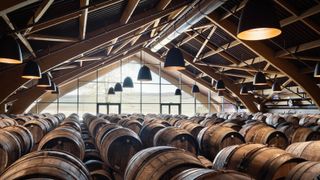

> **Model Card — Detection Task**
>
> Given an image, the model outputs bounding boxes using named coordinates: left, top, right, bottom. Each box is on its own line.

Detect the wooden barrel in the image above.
left=200, top=118, right=224, bottom=127
left=286, top=141, right=320, bottom=161
left=100, top=127, right=143, bottom=174
left=291, top=127, right=320, bottom=143
left=251, top=125, right=288, bottom=149
left=85, top=159, right=105, bottom=172
left=154, top=127, right=199, bottom=154
left=43, top=116, right=60, bottom=130
left=197, top=156, right=213, bottom=169
left=91, top=169, right=114, bottom=180
left=84, top=149, right=102, bottom=162
left=38, top=127, right=85, bottom=160
left=88, top=118, right=110, bottom=137
left=0, top=118, right=17, bottom=128
left=179, top=122, right=204, bottom=138
left=265, top=115, right=285, bottom=126
left=284, top=116, right=300, bottom=126
left=213, top=144, right=305, bottom=180
left=220, top=122, right=242, bottom=131
left=286, top=161, right=320, bottom=180
left=119, top=119, right=142, bottom=134
left=95, top=123, right=121, bottom=149
left=124, top=146, right=204, bottom=180
left=299, top=116, right=319, bottom=126
left=14, top=116, right=30, bottom=125
left=197, top=126, right=244, bottom=160
left=60, top=120, right=81, bottom=132
left=3, top=125, right=34, bottom=154
left=0, top=150, right=91, bottom=180
left=24, top=119, right=48, bottom=143
left=139, top=123, right=166, bottom=148
left=171, top=168, right=253, bottom=180
left=239, top=123, right=266, bottom=142
left=0, top=130, right=22, bottom=172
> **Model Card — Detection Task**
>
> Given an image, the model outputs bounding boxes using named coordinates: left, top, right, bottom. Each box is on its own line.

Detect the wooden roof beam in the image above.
left=24, top=0, right=54, bottom=35
left=27, top=34, right=78, bottom=42
left=150, top=0, right=173, bottom=37
left=282, top=55, right=320, bottom=62
left=202, top=40, right=240, bottom=59
left=193, top=26, right=217, bottom=62
left=0, top=0, right=40, bottom=15
left=120, top=0, right=140, bottom=24
left=206, top=13, right=320, bottom=109
left=220, top=0, right=248, bottom=21
left=276, top=39, right=320, bottom=57
left=0, top=2, right=187, bottom=105
left=79, top=0, right=89, bottom=40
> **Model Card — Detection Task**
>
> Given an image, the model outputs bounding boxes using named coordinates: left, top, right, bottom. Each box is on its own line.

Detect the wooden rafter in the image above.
left=27, top=34, right=78, bottom=43
left=0, top=0, right=40, bottom=15
left=202, top=40, right=240, bottom=59
left=178, top=26, right=211, bottom=46
left=206, top=13, right=320, bottom=109
left=276, top=39, right=320, bottom=57
left=24, top=0, right=54, bottom=35
left=193, top=26, right=217, bottom=62
left=79, top=0, right=89, bottom=40
left=150, top=0, right=173, bottom=37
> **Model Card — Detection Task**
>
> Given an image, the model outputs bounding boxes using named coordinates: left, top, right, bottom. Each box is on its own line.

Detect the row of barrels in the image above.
left=0, top=113, right=65, bottom=173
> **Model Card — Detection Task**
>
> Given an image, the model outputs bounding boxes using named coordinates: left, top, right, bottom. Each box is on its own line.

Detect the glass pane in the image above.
left=122, top=104, right=140, bottom=114
left=109, top=105, right=120, bottom=114
left=142, top=84, right=159, bottom=103
left=122, top=83, right=141, bottom=103
left=142, top=104, right=160, bottom=114
left=161, top=84, right=180, bottom=103
left=196, top=103, right=209, bottom=114
left=98, top=105, right=108, bottom=114
left=79, top=82, right=97, bottom=103
left=181, top=104, right=195, bottom=116
left=58, top=103, right=77, bottom=117
left=161, top=105, right=169, bottom=114
left=39, top=102, right=58, bottom=114
left=59, top=88, right=78, bottom=102
left=171, top=105, right=180, bottom=115
left=182, top=85, right=195, bottom=103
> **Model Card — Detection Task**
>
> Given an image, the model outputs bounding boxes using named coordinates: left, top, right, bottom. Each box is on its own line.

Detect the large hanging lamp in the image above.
left=0, top=36, right=23, bottom=64
left=114, top=82, right=123, bottom=92
left=123, top=77, right=134, bottom=88
left=164, top=47, right=185, bottom=71
left=191, top=84, right=200, bottom=93
left=253, top=71, right=267, bottom=85
left=46, top=81, right=56, bottom=92
left=314, top=63, right=320, bottom=77
left=215, top=80, right=226, bottom=91
left=37, top=73, right=51, bottom=87
left=272, top=81, right=282, bottom=93
left=107, top=87, right=115, bottom=95
left=22, top=61, right=42, bottom=79
left=137, top=65, right=152, bottom=81
left=175, top=88, right=182, bottom=95
left=240, top=85, right=249, bottom=95
left=237, top=0, right=281, bottom=41
left=247, top=83, right=254, bottom=93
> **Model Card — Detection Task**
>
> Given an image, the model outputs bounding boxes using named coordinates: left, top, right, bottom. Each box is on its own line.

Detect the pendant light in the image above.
left=314, top=63, right=320, bottom=77
left=37, top=73, right=51, bottom=87
left=247, top=83, right=254, bottom=93
left=123, top=77, right=134, bottom=88
left=22, top=60, right=42, bottom=79
left=0, top=36, right=23, bottom=64
left=46, top=81, right=56, bottom=92
left=164, top=47, right=185, bottom=71
left=192, top=84, right=200, bottom=93
left=107, top=87, right=115, bottom=95
left=114, top=82, right=123, bottom=92
left=272, top=81, right=282, bottom=93
left=137, top=51, right=152, bottom=81
left=240, top=85, right=249, bottom=95
left=175, top=88, right=182, bottom=95
left=237, top=0, right=281, bottom=41
left=215, top=80, right=226, bottom=91
left=253, top=71, right=267, bottom=85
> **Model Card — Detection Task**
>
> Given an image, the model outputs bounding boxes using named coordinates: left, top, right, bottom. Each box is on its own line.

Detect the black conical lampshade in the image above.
left=164, top=47, right=185, bottom=71
left=237, top=0, right=281, bottom=40
left=37, top=73, right=51, bottom=87
left=272, top=81, right=282, bottom=93
left=240, top=85, right=249, bottom=95
left=51, top=86, right=60, bottom=94
left=123, top=77, right=134, bottom=88
left=253, top=72, right=267, bottom=85
left=175, top=88, right=182, bottom=95
left=46, top=81, right=56, bottom=92
left=0, top=36, right=23, bottom=64
left=137, top=65, right=152, bottom=81
left=114, top=82, right=123, bottom=92
left=22, top=61, right=42, bottom=79
left=192, top=85, right=200, bottom=93
left=107, top=87, right=115, bottom=95
left=314, top=63, right=320, bottom=77
left=215, top=80, right=226, bottom=90
left=247, top=83, right=254, bottom=93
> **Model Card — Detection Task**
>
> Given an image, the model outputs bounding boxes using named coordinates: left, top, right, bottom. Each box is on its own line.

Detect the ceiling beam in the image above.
left=276, top=39, right=320, bottom=57
left=206, top=13, right=320, bottom=109
left=0, top=0, right=40, bottom=15
left=120, top=0, right=140, bottom=24
left=281, top=55, right=320, bottom=62
left=24, top=0, right=54, bottom=35
left=150, top=0, right=173, bottom=37
left=0, top=3, right=188, bottom=105
left=220, top=0, right=248, bottom=21
left=193, top=26, right=217, bottom=62
left=202, top=40, right=240, bottom=59
left=79, top=0, right=89, bottom=40
left=27, top=34, right=78, bottom=42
